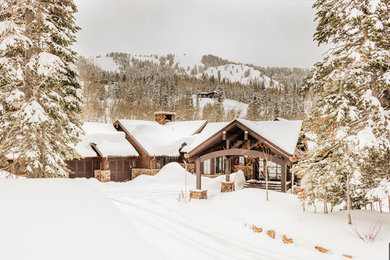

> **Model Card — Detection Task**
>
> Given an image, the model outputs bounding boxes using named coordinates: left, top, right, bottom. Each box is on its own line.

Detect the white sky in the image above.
left=73, top=0, right=327, bottom=68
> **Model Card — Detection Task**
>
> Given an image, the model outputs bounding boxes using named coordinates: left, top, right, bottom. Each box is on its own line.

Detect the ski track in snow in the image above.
left=107, top=192, right=306, bottom=260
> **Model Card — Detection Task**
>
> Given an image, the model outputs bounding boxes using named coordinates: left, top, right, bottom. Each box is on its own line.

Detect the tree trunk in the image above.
left=265, top=160, right=269, bottom=201
left=323, top=184, right=328, bottom=214
left=346, top=174, right=352, bottom=225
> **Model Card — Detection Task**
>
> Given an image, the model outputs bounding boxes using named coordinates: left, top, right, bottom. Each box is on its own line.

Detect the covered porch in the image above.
left=187, top=119, right=299, bottom=193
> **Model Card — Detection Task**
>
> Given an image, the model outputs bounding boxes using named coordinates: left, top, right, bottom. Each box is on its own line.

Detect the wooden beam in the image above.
left=244, top=131, right=248, bottom=140
left=232, top=140, right=244, bottom=149
left=199, top=149, right=285, bottom=166
left=225, top=157, right=231, bottom=182
left=222, top=131, right=226, bottom=141
left=196, top=158, right=201, bottom=190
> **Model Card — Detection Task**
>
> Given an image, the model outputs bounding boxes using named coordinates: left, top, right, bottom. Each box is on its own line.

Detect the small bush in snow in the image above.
left=351, top=221, right=383, bottom=243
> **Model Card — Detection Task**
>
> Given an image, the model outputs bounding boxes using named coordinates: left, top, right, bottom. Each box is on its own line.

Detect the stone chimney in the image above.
left=154, top=111, right=176, bottom=125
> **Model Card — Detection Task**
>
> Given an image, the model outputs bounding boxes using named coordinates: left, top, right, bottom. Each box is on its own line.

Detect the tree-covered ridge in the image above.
left=77, top=53, right=309, bottom=123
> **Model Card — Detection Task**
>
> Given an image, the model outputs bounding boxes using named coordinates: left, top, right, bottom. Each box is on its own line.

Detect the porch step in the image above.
left=243, top=180, right=281, bottom=191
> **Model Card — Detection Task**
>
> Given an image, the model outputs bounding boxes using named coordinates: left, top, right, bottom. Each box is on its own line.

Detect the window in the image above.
left=257, top=159, right=281, bottom=181
left=156, top=158, right=163, bottom=169
left=215, top=157, right=223, bottom=174
left=239, top=156, right=245, bottom=165
left=267, top=161, right=282, bottom=181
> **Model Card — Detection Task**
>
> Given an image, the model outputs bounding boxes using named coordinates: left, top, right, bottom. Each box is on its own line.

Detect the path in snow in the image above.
left=108, top=193, right=297, bottom=260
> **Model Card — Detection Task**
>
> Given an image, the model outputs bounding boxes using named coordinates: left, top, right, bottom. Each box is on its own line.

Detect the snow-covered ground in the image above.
left=195, top=64, right=279, bottom=87
left=193, top=96, right=248, bottom=118
left=0, top=163, right=389, bottom=260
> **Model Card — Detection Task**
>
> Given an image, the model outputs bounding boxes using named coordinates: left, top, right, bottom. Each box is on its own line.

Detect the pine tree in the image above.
left=247, top=94, right=261, bottom=121
left=293, top=0, right=390, bottom=224
left=0, top=0, right=83, bottom=177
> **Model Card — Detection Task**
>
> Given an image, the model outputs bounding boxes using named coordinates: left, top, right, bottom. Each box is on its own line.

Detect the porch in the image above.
left=187, top=119, right=299, bottom=193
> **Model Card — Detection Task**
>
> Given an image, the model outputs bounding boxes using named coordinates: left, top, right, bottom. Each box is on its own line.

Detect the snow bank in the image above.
left=98, top=163, right=390, bottom=260
left=0, top=178, right=160, bottom=260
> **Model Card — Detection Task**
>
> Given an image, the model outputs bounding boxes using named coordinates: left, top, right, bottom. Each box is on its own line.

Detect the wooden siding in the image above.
left=67, top=158, right=98, bottom=179
left=109, top=157, right=133, bottom=182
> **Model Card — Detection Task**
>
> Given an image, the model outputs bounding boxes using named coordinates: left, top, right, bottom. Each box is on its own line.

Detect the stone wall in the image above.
left=233, top=165, right=253, bottom=180
left=190, top=190, right=207, bottom=200
left=221, top=181, right=235, bottom=192
left=132, top=168, right=160, bottom=179
left=179, top=163, right=195, bottom=174
left=94, top=170, right=110, bottom=182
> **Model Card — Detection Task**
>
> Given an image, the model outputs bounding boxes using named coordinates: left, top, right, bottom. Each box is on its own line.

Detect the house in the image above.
left=198, top=91, right=218, bottom=99
left=67, top=122, right=139, bottom=182
left=2, top=112, right=304, bottom=193
left=113, top=112, right=207, bottom=178
left=112, top=112, right=303, bottom=194
left=181, top=119, right=303, bottom=193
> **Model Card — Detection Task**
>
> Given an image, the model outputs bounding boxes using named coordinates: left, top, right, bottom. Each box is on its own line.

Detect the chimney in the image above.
left=154, top=111, right=176, bottom=125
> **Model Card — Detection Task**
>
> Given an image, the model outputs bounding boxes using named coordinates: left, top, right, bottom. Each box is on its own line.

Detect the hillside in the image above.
left=78, top=53, right=308, bottom=123
left=91, top=53, right=282, bottom=88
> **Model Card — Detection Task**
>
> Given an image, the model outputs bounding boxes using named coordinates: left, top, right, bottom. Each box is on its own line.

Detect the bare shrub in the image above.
left=351, top=221, right=383, bottom=243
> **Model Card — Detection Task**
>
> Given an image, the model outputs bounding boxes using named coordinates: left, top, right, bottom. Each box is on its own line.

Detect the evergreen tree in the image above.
left=247, top=94, right=261, bottom=121
left=0, top=0, right=83, bottom=177
left=293, top=0, right=390, bottom=224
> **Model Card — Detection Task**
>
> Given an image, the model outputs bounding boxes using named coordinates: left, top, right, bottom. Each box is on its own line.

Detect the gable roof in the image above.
left=184, top=119, right=303, bottom=156
left=76, top=122, right=139, bottom=157
left=237, top=119, right=302, bottom=155
left=116, top=120, right=207, bottom=156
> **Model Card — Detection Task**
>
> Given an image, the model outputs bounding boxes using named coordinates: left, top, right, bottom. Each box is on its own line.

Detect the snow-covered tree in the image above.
left=0, top=0, right=83, bottom=177
left=293, top=0, right=390, bottom=224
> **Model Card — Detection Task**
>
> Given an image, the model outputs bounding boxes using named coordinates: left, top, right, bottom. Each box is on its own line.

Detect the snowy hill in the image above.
left=90, top=53, right=281, bottom=88
left=193, top=96, right=248, bottom=118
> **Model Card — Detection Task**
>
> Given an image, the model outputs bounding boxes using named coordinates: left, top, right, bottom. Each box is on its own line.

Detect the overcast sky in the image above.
left=73, top=0, right=328, bottom=68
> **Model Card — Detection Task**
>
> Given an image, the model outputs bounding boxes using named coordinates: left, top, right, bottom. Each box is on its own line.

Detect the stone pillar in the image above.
left=221, top=181, right=235, bottom=192
left=190, top=190, right=207, bottom=200
left=94, top=170, right=110, bottom=182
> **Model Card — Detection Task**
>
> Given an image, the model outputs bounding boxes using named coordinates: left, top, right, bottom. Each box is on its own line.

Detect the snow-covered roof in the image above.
left=184, top=119, right=302, bottom=156
left=181, top=122, right=230, bottom=153
left=237, top=119, right=303, bottom=155
left=77, top=122, right=139, bottom=157
left=117, top=120, right=207, bottom=156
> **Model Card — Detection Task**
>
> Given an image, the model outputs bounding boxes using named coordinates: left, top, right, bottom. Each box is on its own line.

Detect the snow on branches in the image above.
left=0, top=0, right=83, bottom=177
left=293, top=0, right=390, bottom=222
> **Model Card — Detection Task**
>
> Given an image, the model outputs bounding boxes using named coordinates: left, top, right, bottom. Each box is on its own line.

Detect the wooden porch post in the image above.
left=210, top=158, right=215, bottom=175
left=225, top=156, right=231, bottom=182
left=291, top=166, right=295, bottom=192
left=196, top=158, right=201, bottom=190
left=281, top=162, right=286, bottom=192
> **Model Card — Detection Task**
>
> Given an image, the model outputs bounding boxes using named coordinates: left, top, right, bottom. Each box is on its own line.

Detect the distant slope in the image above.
left=193, top=96, right=248, bottom=118
left=89, top=53, right=282, bottom=88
